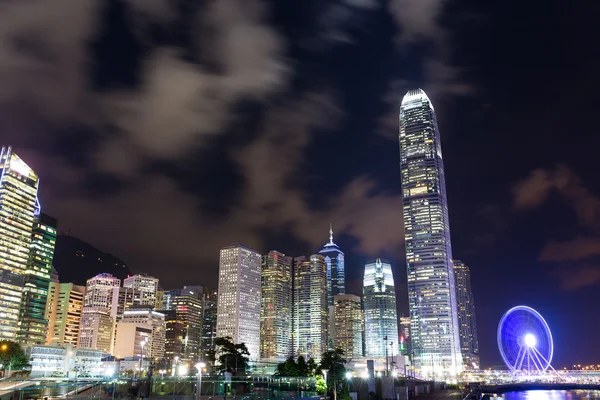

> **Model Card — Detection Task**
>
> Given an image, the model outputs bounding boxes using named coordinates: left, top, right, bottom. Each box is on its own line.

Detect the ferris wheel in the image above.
left=497, top=305, right=555, bottom=373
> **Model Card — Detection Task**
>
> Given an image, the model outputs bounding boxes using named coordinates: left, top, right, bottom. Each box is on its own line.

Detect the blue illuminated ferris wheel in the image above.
left=497, top=306, right=555, bottom=373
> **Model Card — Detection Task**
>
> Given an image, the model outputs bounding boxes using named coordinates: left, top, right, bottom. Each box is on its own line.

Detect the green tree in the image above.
left=319, top=348, right=347, bottom=399
left=307, top=358, right=318, bottom=376
left=0, top=341, right=28, bottom=376
left=208, top=337, right=250, bottom=372
left=274, top=356, right=299, bottom=377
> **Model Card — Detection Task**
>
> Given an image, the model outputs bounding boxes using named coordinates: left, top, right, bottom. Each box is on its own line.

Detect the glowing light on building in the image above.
left=453, top=260, right=480, bottom=369
left=216, top=244, right=262, bottom=360
left=319, top=224, right=345, bottom=306
left=363, top=259, right=398, bottom=359
left=399, top=89, right=462, bottom=375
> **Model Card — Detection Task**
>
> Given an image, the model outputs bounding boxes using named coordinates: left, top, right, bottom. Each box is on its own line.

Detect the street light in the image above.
left=322, top=369, right=329, bottom=400
left=195, top=362, right=206, bottom=400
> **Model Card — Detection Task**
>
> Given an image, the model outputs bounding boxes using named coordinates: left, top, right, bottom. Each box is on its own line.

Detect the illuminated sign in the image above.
left=9, top=157, right=31, bottom=177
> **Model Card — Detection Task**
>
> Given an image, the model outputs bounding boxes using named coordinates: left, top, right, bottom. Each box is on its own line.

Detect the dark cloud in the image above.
left=540, top=236, right=600, bottom=263
left=552, top=265, right=600, bottom=291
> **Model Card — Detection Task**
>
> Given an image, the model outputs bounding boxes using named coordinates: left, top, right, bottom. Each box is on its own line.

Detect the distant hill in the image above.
left=52, top=234, right=132, bottom=285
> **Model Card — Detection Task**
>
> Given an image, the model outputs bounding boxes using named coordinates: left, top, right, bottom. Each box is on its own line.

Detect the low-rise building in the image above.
left=28, top=344, right=103, bottom=377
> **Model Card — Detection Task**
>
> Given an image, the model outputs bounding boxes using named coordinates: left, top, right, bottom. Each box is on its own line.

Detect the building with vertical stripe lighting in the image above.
left=399, top=89, right=462, bottom=376
left=453, top=260, right=480, bottom=369
left=260, top=251, right=292, bottom=360
left=0, top=146, right=39, bottom=340
left=216, top=244, right=262, bottom=361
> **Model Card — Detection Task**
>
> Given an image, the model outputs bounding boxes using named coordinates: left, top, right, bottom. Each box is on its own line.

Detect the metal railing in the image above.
left=0, top=376, right=319, bottom=400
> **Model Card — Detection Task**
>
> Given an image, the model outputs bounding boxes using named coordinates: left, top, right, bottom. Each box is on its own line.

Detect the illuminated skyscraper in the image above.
left=319, top=225, right=345, bottom=306
left=294, top=254, right=328, bottom=361
left=201, top=289, right=218, bottom=360
left=123, top=273, right=159, bottom=307
left=79, top=273, right=121, bottom=353
left=260, top=251, right=292, bottom=360
left=121, top=309, right=166, bottom=359
left=0, top=146, right=39, bottom=339
left=216, top=244, right=262, bottom=361
left=453, top=260, right=480, bottom=369
left=363, top=259, right=398, bottom=359
left=333, top=294, right=363, bottom=359
left=399, top=89, right=462, bottom=375
left=45, top=282, right=85, bottom=346
left=17, top=213, right=58, bottom=344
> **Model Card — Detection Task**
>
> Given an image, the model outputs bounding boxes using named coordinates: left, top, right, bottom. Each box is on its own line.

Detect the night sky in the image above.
left=1, top=0, right=599, bottom=368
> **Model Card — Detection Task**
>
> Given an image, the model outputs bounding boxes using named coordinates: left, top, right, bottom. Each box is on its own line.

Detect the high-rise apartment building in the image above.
left=83, top=273, right=121, bottom=310
left=78, top=310, right=114, bottom=353
left=162, top=309, right=185, bottom=360
left=363, top=259, right=398, bottom=359
left=121, top=309, right=166, bottom=359
left=216, top=244, right=262, bottom=361
left=201, top=289, right=218, bottom=360
left=453, top=260, right=480, bottom=369
left=319, top=225, right=345, bottom=307
left=399, top=316, right=411, bottom=356
left=161, top=286, right=204, bottom=361
left=260, top=251, right=292, bottom=360
left=399, top=89, right=462, bottom=375
left=17, top=213, right=58, bottom=344
left=123, top=274, right=159, bottom=307
left=294, top=254, right=328, bottom=361
left=0, top=146, right=39, bottom=339
left=333, top=294, right=363, bottom=359
left=45, top=282, right=85, bottom=345
left=79, top=273, right=121, bottom=353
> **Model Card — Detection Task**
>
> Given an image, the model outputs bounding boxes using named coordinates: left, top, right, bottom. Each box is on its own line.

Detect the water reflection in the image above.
left=501, top=391, right=600, bottom=400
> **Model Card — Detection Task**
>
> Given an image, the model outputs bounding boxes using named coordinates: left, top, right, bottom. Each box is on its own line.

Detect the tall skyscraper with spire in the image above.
left=319, top=224, right=345, bottom=306
left=399, top=89, right=462, bottom=376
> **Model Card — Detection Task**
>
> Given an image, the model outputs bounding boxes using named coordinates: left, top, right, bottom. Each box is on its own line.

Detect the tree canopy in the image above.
left=318, top=348, right=347, bottom=393
left=273, top=355, right=318, bottom=377
left=0, top=341, right=28, bottom=370
left=208, top=337, right=250, bottom=372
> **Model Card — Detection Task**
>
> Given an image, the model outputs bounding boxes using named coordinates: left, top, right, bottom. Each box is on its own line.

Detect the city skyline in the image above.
left=1, top=0, right=599, bottom=369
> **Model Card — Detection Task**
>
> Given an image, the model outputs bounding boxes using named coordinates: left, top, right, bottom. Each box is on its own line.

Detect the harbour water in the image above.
left=500, top=391, right=600, bottom=400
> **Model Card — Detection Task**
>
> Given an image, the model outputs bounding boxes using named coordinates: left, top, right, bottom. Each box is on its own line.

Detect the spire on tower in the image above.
left=329, top=223, right=334, bottom=244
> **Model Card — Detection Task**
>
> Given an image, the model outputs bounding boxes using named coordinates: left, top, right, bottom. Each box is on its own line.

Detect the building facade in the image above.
left=453, top=260, right=480, bottom=369
left=318, top=225, right=345, bottom=307
left=123, top=274, right=159, bottom=307
left=45, top=282, right=85, bottom=346
left=0, top=146, right=39, bottom=339
left=294, top=254, right=328, bottom=361
left=17, top=213, right=58, bottom=344
left=166, top=287, right=204, bottom=361
left=216, top=244, right=262, bottom=360
left=121, top=309, right=166, bottom=359
left=77, top=310, right=114, bottom=354
left=28, top=344, right=103, bottom=377
left=333, top=294, right=363, bottom=359
left=363, top=259, right=398, bottom=359
left=399, top=89, right=462, bottom=375
left=201, top=289, right=218, bottom=360
left=113, top=323, right=153, bottom=359
left=260, top=251, right=292, bottom=360
left=161, top=309, right=184, bottom=361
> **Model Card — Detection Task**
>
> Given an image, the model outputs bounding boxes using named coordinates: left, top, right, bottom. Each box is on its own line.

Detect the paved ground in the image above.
left=413, top=389, right=464, bottom=400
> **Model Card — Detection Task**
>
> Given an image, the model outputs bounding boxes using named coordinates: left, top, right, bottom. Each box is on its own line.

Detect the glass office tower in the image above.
left=319, top=225, right=345, bottom=306
left=399, top=89, right=462, bottom=376
left=453, top=260, right=480, bottom=369
left=0, top=146, right=39, bottom=339
left=363, top=259, right=398, bottom=359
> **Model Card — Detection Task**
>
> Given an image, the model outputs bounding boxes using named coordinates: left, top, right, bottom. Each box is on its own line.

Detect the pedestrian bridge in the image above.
left=462, top=370, right=600, bottom=384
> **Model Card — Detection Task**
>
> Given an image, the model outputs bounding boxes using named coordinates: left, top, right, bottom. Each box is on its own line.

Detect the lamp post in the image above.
left=139, top=337, right=149, bottom=378
left=322, top=369, right=329, bottom=400
left=195, top=362, right=206, bottom=400
left=173, top=357, right=179, bottom=397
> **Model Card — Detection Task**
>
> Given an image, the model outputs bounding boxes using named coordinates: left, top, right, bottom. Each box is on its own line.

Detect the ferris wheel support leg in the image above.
left=532, top=347, right=559, bottom=375
left=529, top=349, right=544, bottom=372
left=515, top=346, right=527, bottom=372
